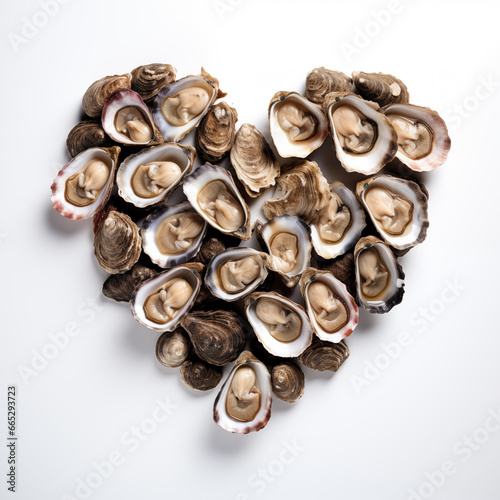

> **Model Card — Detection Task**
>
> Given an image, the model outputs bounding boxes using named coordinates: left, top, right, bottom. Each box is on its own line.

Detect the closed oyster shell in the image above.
left=82, top=74, right=132, bottom=118
left=131, top=63, right=176, bottom=103
left=317, top=252, right=356, bottom=299
left=102, top=263, right=158, bottom=302
left=271, top=362, right=305, bottom=403
left=298, top=338, right=350, bottom=372
left=305, top=67, right=356, bottom=105
left=156, top=328, right=191, bottom=368
left=66, top=121, right=110, bottom=157
left=230, top=123, right=280, bottom=197
left=262, top=160, right=330, bottom=224
left=93, top=207, right=142, bottom=274
left=195, top=102, right=238, bottom=162
left=181, top=310, right=246, bottom=366
left=352, top=71, right=410, bottom=107
left=180, top=355, right=222, bottom=391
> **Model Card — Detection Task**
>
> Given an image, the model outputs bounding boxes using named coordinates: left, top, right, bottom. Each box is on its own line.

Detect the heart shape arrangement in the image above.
left=51, top=64, right=451, bottom=434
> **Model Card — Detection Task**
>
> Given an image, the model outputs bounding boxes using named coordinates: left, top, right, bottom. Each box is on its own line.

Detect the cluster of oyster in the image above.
left=50, top=64, right=450, bottom=434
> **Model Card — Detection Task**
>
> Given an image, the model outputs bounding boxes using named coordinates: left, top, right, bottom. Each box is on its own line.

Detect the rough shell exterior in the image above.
left=131, top=63, right=176, bottom=103
left=352, top=71, right=410, bottom=107
left=305, top=68, right=356, bottom=105
left=82, top=74, right=132, bottom=118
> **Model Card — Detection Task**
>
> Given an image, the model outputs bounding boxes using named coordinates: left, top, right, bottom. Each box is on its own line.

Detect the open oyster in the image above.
left=214, top=351, right=272, bottom=434
left=230, top=123, right=280, bottom=197
left=383, top=104, right=451, bottom=171
left=51, top=146, right=120, bottom=220
left=352, top=71, right=410, bottom=107
left=269, top=91, right=328, bottom=158
left=245, top=292, right=313, bottom=358
left=142, top=202, right=207, bottom=269
left=356, top=175, right=429, bottom=251
left=299, top=268, right=358, bottom=343
left=205, top=247, right=269, bottom=302
left=305, top=68, right=355, bottom=105
left=255, top=215, right=312, bottom=287
left=152, top=68, right=221, bottom=142
left=117, top=143, right=195, bottom=209
left=101, top=89, right=161, bottom=146
left=131, top=263, right=203, bottom=332
left=82, top=74, right=131, bottom=118
left=354, top=236, right=405, bottom=314
left=310, top=181, right=366, bottom=260
left=323, top=92, right=397, bottom=175
left=183, top=163, right=251, bottom=240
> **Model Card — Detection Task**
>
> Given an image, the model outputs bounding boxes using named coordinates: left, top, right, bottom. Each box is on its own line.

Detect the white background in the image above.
left=1, top=0, right=500, bottom=499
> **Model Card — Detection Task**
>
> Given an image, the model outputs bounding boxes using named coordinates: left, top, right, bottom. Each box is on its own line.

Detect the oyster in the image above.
left=356, top=175, right=429, bottom=251
left=214, top=351, right=272, bottom=434
left=299, top=268, right=359, bottom=343
left=152, top=68, right=221, bottom=142
left=271, top=362, right=305, bottom=403
left=51, top=146, right=120, bottom=220
left=131, top=63, right=176, bottom=103
left=383, top=104, right=451, bottom=171
left=131, top=263, right=203, bottom=332
left=180, top=310, right=246, bottom=366
left=305, top=67, right=355, bottom=105
left=117, top=143, right=195, bottom=209
left=102, top=263, right=158, bottom=303
left=93, top=206, right=142, bottom=274
left=352, top=71, right=410, bottom=107
left=245, top=292, right=313, bottom=358
left=318, top=251, right=356, bottom=299
left=66, top=121, right=110, bottom=158
left=183, top=163, right=251, bottom=240
left=195, top=102, right=238, bottom=162
left=262, top=160, right=330, bottom=224
left=269, top=91, right=328, bottom=158
left=142, top=202, right=207, bottom=268
left=323, top=92, right=398, bottom=175
left=82, top=74, right=131, bottom=118
left=156, top=328, right=191, bottom=368
left=298, top=338, right=349, bottom=372
left=255, top=215, right=312, bottom=287
left=195, top=237, right=226, bottom=266
left=230, top=123, right=280, bottom=197
left=180, top=356, right=222, bottom=391
left=205, top=247, right=269, bottom=302
left=102, top=89, right=161, bottom=146
left=354, top=236, right=405, bottom=314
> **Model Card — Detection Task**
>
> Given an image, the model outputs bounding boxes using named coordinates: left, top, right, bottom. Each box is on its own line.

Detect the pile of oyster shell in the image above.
left=51, top=64, right=451, bottom=434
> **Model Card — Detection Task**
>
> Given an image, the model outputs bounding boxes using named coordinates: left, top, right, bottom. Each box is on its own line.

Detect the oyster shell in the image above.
left=66, top=121, right=110, bottom=158
left=356, top=175, right=429, bottom=251
left=180, top=310, right=246, bottom=366
left=271, top=362, right=305, bottom=403
left=205, top=247, right=269, bottom=302
left=152, top=68, right=221, bottom=142
left=141, top=202, right=207, bottom=269
left=117, top=143, right=195, bottom=209
left=354, top=236, right=405, bottom=314
left=102, top=89, right=162, bottom=146
left=299, top=268, right=359, bottom=343
left=183, top=163, right=251, bottom=240
left=195, top=102, right=238, bottom=162
left=262, top=160, right=330, bottom=224
left=195, top=237, right=226, bottom=266
left=245, top=291, right=313, bottom=358
left=180, top=356, right=222, bottom=391
left=93, top=206, right=142, bottom=274
left=131, top=263, right=203, bottom=332
left=102, top=263, right=158, bottom=302
left=82, top=74, right=132, bottom=118
left=255, top=215, right=312, bottom=287
left=305, top=67, right=355, bottom=105
left=230, top=123, right=280, bottom=197
left=323, top=92, right=398, bottom=175
left=317, top=252, right=356, bottom=299
left=352, top=71, right=410, bottom=107
left=51, top=146, right=120, bottom=220
left=269, top=91, right=328, bottom=158
left=156, top=328, right=191, bottom=368
left=214, top=350, right=272, bottom=434
left=383, top=104, right=451, bottom=171
left=131, top=63, right=176, bottom=103
left=298, top=338, right=349, bottom=372
left=311, top=181, right=366, bottom=260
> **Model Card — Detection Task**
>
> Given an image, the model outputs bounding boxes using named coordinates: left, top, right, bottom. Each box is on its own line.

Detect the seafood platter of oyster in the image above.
left=51, top=64, right=450, bottom=434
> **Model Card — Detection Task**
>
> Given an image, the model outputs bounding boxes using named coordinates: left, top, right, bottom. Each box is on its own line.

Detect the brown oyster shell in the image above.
left=180, top=355, right=222, bottom=391
left=66, top=121, right=110, bottom=157
left=180, top=310, right=246, bottom=366
left=195, top=102, right=238, bottom=162
left=102, top=263, right=158, bottom=302
left=317, top=252, right=357, bottom=300
left=156, top=328, right=191, bottom=368
left=352, top=71, right=410, bottom=107
left=298, top=338, right=350, bottom=372
left=230, top=123, right=280, bottom=198
left=271, top=362, right=305, bottom=403
left=131, top=63, right=176, bottom=103
left=305, top=67, right=356, bottom=105
left=82, top=74, right=132, bottom=118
